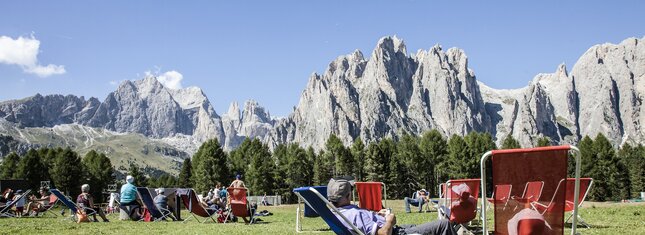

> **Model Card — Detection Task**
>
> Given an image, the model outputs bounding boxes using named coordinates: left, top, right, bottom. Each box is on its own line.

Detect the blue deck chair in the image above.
left=294, top=186, right=327, bottom=232
left=293, top=187, right=365, bottom=235
left=50, top=188, right=96, bottom=222
left=0, top=189, right=31, bottom=218
left=136, top=187, right=176, bottom=221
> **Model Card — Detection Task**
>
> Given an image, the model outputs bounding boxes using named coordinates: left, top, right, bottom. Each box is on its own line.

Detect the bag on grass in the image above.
left=76, top=210, right=90, bottom=223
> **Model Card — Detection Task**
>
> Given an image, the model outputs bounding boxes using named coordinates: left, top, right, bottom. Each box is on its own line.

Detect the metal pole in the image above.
left=570, top=146, right=581, bottom=235
left=480, top=151, right=493, bottom=235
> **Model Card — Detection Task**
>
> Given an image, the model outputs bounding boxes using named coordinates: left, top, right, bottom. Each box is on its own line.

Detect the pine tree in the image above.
left=50, top=148, right=83, bottom=195
left=419, top=130, right=447, bottom=197
left=326, top=134, right=353, bottom=177
left=272, top=144, right=289, bottom=199
left=1, top=152, right=20, bottom=179
left=577, top=136, right=594, bottom=178
left=282, top=143, right=313, bottom=203
left=620, top=144, right=645, bottom=198
left=178, top=158, right=193, bottom=188
left=191, top=138, right=229, bottom=194
left=245, top=138, right=275, bottom=195
left=395, top=133, right=419, bottom=195
left=364, top=140, right=392, bottom=183
left=536, top=136, right=551, bottom=147
left=351, top=138, right=366, bottom=181
left=445, top=134, right=469, bottom=181
left=590, top=134, right=616, bottom=201
left=82, top=150, right=114, bottom=203
left=17, top=149, right=49, bottom=191
left=305, top=147, right=317, bottom=186
left=128, top=162, right=148, bottom=187
left=229, top=138, right=253, bottom=175
left=313, top=149, right=333, bottom=185
left=501, top=134, right=520, bottom=149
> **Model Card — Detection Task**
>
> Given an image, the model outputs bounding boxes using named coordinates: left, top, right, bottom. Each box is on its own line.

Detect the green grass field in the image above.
left=1, top=200, right=643, bottom=234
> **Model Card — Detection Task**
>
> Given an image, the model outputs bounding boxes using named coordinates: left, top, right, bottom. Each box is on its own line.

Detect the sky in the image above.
left=1, top=1, right=644, bottom=117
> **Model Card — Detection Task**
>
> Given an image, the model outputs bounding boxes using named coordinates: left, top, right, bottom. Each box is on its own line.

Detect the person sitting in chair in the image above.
left=328, top=177, right=456, bottom=235
left=119, top=175, right=142, bottom=220
left=404, top=189, right=428, bottom=213
left=26, top=187, right=51, bottom=216
left=77, top=184, right=110, bottom=222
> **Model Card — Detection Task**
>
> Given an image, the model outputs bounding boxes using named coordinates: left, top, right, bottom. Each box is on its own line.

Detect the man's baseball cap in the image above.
left=327, top=176, right=355, bottom=203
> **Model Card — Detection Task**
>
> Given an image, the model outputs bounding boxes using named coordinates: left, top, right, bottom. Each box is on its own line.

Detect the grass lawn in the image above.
left=0, top=200, right=643, bottom=234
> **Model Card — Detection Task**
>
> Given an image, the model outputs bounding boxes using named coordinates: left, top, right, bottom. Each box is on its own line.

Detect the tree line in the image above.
left=2, top=131, right=643, bottom=203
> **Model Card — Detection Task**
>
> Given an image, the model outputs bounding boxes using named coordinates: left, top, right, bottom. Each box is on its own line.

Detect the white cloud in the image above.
left=0, top=35, right=66, bottom=77
left=156, top=70, right=184, bottom=89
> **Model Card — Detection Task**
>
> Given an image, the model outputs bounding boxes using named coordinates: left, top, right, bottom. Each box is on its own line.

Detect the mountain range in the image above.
left=1, top=35, right=644, bottom=173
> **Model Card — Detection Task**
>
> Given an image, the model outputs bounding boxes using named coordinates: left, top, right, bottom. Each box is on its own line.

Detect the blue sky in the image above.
left=1, top=1, right=644, bottom=117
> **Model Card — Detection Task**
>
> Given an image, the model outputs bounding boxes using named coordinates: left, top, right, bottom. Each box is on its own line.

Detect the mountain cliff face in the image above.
left=1, top=36, right=644, bottom=152
left=270, top=36, right=492, bottom=149
left=0, top=77, right=274, bottom=152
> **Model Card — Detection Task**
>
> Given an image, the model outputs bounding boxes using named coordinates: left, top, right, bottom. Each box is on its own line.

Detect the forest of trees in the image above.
left=1, top=131, right=644, bottom=203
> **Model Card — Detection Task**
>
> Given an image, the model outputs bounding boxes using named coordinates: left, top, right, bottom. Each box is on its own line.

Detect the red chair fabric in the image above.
left=227, top=187, right=251, bottom=219
left=488, top=184, right=512, bottom=205
left=354, top=182, right=383, bottom=212
left=445, top=179, right=480, bottom=224
left=564, top=178, right=592, bottom=212
left=490, top=146, right=569, bottom=235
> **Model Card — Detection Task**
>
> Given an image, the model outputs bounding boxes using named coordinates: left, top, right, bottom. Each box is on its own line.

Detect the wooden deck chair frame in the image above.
left=0, top=189, right=31, bottom=218
left=180, top=189, right=218, bottom=223
left=294, top=187, right=366, bottom=235
left=480, top=145, right=582, bottom=235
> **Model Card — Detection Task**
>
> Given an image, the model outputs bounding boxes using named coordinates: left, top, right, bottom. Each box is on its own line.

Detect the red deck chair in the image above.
left=32, top=193, right=59, bottom=217
left=354, top=182, right=387, bottom=212
left=179, top=189, right=218, bottom=223
left=481, top=145, right=584, bottom=235
left=564, top=178, right=593, bottom=227
left=226, top=187, right=256, bottom=224
left=488, top=184, right=512, bottom=210
left=513, top=181, right=544, bottom=205
left=438, top=179, right=480, bottom=225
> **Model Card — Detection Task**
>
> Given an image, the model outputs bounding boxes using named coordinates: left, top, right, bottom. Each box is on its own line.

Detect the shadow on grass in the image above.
left=565, top=222, right=610, bottom=229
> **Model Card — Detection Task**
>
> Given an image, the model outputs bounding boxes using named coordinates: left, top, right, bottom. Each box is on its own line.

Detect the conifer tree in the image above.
left=282, top=143, right=313, bottom=203
left=313, top=149, right=333, bottom=185
left=17, top=149, right=50, bottom=191
left=501, top=134, right=520, bottom=149
left=326, top=134, right=353, bottom=177
left=445, top=134, right=469, bottom=181
left=590, top=134, right=617, bottom=201
left=0, top=152, right=20, bottom=179
left=178, top=158, right=193, bottom=188
left=245, top=138, right=275, bottom=195
left=619, top=144, right=645, bottom=198
left=419, top=130, right=447, bottom=197
left=536, top=136, right=551, bottom=147
left=128, top=162, right=148, bottom=187
left=351, top=138, right=366, bottom=181
left=395, top=133, right=419, bottom=195
left=229, top=138, right=253, bottom=175
left=82, top=150, right=114, bottom=202
left=50, top=148, right=83, bottom=195
left=191, top=138, right=229, bottom=194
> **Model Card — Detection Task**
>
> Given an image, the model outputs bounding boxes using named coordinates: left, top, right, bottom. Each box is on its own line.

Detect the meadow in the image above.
left=0, top=200, right=643, bottom=234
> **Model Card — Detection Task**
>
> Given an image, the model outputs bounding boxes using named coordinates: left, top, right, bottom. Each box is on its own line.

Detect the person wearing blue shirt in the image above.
left=120, top=175, right=141, bottom=220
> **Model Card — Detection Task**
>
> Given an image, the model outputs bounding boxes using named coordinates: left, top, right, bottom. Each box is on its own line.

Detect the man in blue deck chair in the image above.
left=328, top=177, right=456, bottom=235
